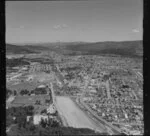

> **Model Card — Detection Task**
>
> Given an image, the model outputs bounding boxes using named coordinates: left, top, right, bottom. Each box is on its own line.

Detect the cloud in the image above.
left=19, top=25, right=25, bottom=29
left=53, top=25, right=61, bottom=29
left=53, top=24, right=68, bottom=29
left=62, top=24, right=67, bottom=27
left=132, top=29, right=140, bottom=33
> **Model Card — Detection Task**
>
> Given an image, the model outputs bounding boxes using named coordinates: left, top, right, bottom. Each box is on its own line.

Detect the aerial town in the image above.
left=5, top=0, right=144, bottom=135
left=6, top=50, right=143, bottom=135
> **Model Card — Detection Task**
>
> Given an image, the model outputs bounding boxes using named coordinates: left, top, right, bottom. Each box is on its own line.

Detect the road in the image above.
left=49, top=57, right=121, bottom=135
left=55, top=96, right=106, bottom=133
left=78, top=97, right=122, bottom=135
left=105, top=80, right=111, bottom=99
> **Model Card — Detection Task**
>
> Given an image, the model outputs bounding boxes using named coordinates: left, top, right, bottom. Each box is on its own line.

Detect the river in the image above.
left=55, top=96, right=106, bottom=133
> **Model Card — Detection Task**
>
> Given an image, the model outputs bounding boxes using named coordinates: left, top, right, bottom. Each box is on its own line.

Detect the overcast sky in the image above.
left=6, top=0, right=143, bottom=43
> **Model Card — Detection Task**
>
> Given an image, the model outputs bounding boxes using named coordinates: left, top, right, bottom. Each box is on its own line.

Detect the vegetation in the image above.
left=6, top=88, right=13, bottom=99
left=35, top=100, right=41, bottom=105
left=6, top=44, right=37, bottom=54
left=19, top=87, right=47, bottom=96
left=13, top=90, right=17, bottom=96
left=60, top=66, right=81, bottom=72
left=30, top=87, right=47, bottom=95
left=45, top=99, right=51, bottom=104
left=6, top=105, right=107, bottom=136
left=6, top=106, right=34, bottom=127
left=41, top=109, right=47, bottom=114
left=7, top=125, right=107, bottom=136
left=20, top=89, right=30, bottom=95
left=7, top=40, right=142, bottom=58
left=64, top=40, right=143, bottom=58
left=6, top=58, right=30, bottom=67
left=40, top=117, right=60, bottom=128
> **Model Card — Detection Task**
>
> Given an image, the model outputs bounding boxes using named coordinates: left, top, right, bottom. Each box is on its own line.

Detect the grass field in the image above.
left=11, top=95, right=49, bottom=105
left=32, top=72, right=54, bottom=83
left=6, top=72, right=53, bottom=92
left=9, top=95, right=50, bottom=114
left=7, top=81, right=42, bottom=92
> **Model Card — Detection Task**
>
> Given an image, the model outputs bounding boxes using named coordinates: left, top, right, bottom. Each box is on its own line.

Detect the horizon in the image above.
left=7, top=40, right=142, bottom=46
left=6, top=0, right=143, bottom=43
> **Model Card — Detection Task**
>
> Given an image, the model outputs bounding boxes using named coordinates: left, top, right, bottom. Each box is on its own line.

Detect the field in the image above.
left=7, top=72, right=54, bottom=92
left=11, top=95, right=49, bottom=104
left=31, top=72, right=54, bottom=83
left=9, top=95, right=50, bottom=114
left=7, top=81, right=41, bottom=92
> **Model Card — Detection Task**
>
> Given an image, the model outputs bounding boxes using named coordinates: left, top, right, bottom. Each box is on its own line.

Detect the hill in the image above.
left=64, top=40, right=143, bottom=57
left=6, top=40, right=143, bottom=57
left=6, top=44, right=52, bottom=54
left=6, top=44, right=37, bottom=54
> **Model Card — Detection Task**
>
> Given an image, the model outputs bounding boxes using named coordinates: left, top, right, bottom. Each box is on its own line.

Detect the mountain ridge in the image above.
left=6, top=40, right=143, bottom=57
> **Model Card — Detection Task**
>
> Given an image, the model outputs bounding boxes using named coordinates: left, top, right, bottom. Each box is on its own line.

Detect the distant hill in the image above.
left=63, top=40, right=143, bottom=57
left=6, top=44, right=49, bottom=54
left=6, top=44, right=36, bottom=54
left=6, top=40, right=143, bottom=57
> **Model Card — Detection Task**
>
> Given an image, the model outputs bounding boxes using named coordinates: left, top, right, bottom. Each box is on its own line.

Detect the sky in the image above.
left=6, top=0, right=143, bottom=44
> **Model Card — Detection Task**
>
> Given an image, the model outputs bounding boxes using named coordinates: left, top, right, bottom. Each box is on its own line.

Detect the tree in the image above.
left=18, top=122, right=22, bottom=129
left=17, top=115, right=26, bottom=128
left=39, top=131, right=42, bottom=136
left=47, top=117, right=52, bottom=127
left=35, top=100, right=40, bottom=105
left=26, top=106, right=34, bottom=116
left=29, top=124, right=36, bottom=132
left=51, top=120, right=59, bottom=128
left=6, top=88, right=12, bottom=99
left=40, top=118, right=46, bottom=128
left=41, top=109, right=47, bottom=114
left=14, top=90, right=17, bottom=96
left=45, top=99, right=50, bottom=104
left=20, top=89, right=29, bottom=95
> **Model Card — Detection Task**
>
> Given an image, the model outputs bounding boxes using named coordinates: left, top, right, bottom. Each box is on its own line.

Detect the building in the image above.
left=47, top=104, right=56, bottom=114
left=33, top=115, right=49, bottom=125
left=37, top=85, right=46, bottom=88
left=130, top=130, right=141, bottom=135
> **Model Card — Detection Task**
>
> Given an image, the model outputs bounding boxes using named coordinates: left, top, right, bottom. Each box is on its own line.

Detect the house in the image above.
left=89, top=88, right=97, bottom=93
left=33, top=115, right=49, bottom=125
left=27, top=116, right=32, bottom=122
left=130, top=130, right=141, bottom=135
left=37, top=85, right=46, bottom=88
left=47, top=104, right=56, bottom=114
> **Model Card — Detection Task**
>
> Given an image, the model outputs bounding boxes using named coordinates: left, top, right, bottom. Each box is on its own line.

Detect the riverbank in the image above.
left=55, top=96, right=106, bottom=133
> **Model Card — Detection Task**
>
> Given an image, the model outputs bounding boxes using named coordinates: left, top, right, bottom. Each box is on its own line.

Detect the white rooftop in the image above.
left=37, top=85, right=46, bottom=88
